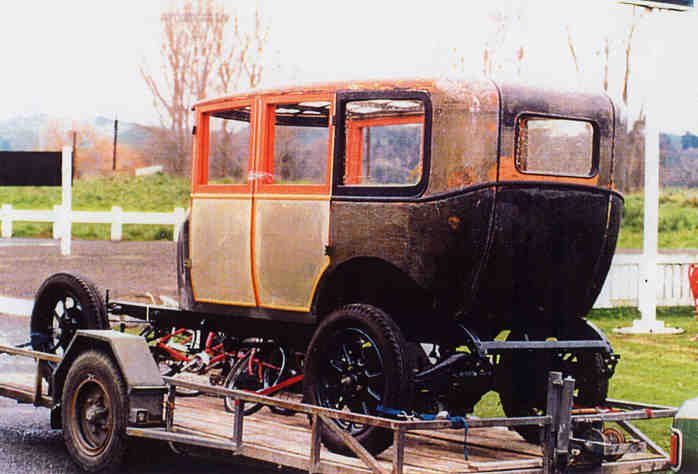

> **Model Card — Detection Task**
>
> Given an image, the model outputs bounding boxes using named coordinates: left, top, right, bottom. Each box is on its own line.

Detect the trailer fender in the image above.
left=52, top=330, right=166, bottom=429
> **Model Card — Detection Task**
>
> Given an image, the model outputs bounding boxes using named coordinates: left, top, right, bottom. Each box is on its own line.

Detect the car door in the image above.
left=189, top=100, right=257, bottom=306
left=252, top=94, right=334, bottom=317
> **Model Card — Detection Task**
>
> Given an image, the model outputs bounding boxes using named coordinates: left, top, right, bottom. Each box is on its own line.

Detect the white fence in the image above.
left=0, top=204, right=187, bottom=242
left=0, top=203, right=695, bottom=308
left=594, top=251, right=697, bottom=308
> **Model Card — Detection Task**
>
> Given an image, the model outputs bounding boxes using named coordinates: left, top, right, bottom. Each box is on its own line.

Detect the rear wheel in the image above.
left=62, top=350, right=127, bottom=472
left=303, top=304, right=410, bottom=456
left=497, top=320, right=609, bottom=444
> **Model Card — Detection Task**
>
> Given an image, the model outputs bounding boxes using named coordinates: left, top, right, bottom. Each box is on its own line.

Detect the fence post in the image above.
left=52, top=205, right=61, bottom=239
left=60, top=146, right=72, bottom=256
left=1, top=204, right=12, bottom=238
left=173, top=207, right=185, bottom=242
left=111, top=206, right=123, bottom=241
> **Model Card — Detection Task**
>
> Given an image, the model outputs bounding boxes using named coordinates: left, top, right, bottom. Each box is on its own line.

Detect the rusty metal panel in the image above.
left=428, top=78, right=499, bottom=195
left=497, top=83, right=614, bottom=188
left=67, top=330, right=164, bottom=389
left=254, top=197, right=329, bottom=310
left=190, top=196, right=255, bottom=305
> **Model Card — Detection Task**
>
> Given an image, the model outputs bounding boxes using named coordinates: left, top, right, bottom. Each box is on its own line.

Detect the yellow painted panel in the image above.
left=191, top=198, right=255, bottom=305
left=254, top=199, right=330, bottom=310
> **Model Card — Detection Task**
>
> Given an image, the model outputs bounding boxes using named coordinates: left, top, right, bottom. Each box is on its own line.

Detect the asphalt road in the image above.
left=0, top=240, right=300, bottom=473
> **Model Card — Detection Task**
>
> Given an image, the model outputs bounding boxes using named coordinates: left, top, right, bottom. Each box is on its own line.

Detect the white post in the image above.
left=111, top=206, right=123, bottom=241
left=52, top=204, right=60, bottom=239
left=60, top=146, right=72, bottom=256
left=173, top=207, right=186, bottom=242
left=614, top=9, right=681, bottom=334
left=1, top=204, right=12, bottom=238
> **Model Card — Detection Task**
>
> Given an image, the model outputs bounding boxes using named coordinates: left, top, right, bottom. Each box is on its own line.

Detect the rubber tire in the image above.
left=61, top=350, right=128, bottom=472
left=223, top=352, right=266, bottom=416
left=302, top=304, right=410, bottom=457
left=31, top=273, right=107, bottom=355
left=496, top=332, right=552, bottom=444
left=497, top=320, right=609, bottom=444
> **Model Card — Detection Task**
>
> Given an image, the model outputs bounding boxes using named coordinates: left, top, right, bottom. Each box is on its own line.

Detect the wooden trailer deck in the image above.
left=159, top=394, right=668, bottom=474
left=0, top=342, right=676, bottom=474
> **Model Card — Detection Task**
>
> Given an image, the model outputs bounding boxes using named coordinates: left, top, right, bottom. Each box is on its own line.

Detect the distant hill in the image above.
left=0, top=114, right=158, bottom=151
left=0, top=115, right=694, bottom=183
left=0, top=114, right=48, bottom=150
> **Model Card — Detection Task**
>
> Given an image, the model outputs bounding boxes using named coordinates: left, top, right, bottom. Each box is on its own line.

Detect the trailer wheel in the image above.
left=303, top=304, right=410, bottom=457
left=62, top=350, right=128, bottom=472
left=31, top=273, right=107, bottom=357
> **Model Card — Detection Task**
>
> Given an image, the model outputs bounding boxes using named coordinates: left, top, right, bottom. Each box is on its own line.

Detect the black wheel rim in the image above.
left=314, top=327, right=384, bottom=436
left=45, top=293, right=83, bottom=354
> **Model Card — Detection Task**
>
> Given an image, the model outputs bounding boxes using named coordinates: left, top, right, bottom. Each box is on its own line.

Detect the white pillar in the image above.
left=60, top=146, right=72, bottom=256
left=173, top=207, right=186, bottom=242
left=111, top=206, right=123, bottom=241
left=52, top=205, right=60, bottom=239
left=1, top=204, right=12, bottom=238
left=614, top=9, right=681, bottom=334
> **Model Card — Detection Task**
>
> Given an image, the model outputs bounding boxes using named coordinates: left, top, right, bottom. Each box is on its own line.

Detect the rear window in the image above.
left=515, top=116, right=597, bottom=178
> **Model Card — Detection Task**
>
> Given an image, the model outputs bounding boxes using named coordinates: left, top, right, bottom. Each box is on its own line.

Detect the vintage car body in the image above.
left=177, top=77, right=623, bottom=343
left=174, top=77, right=625, bottom=453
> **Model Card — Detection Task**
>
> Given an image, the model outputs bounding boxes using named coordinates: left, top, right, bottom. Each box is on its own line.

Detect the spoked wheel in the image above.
left=497, top=319, right=610, bottom=444
left=30, top=273, right=107, bottom=362
left=62, top=350, right=127, bottom=472
left=303, top=304, right=410, bottom=457
left=223, top=344, right=287, bottom=415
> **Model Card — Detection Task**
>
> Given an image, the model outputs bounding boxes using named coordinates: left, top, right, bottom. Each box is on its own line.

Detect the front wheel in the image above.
left=62, top=350, right=128, bottom=472
left=302, top=304, right=411, bottom=457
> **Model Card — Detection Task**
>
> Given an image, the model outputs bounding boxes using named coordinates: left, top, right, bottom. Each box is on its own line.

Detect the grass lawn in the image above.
left=473, top=306, right=698, bottom=453
left=0, top=174, right=189, bottom=241
left=618, top=188, right=698, bottom=249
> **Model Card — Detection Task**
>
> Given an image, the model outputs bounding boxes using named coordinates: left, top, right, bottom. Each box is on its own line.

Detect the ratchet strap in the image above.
left=376, top=405, right=469, bottom=460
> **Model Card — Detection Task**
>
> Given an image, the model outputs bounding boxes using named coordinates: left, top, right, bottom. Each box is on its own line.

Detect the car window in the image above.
left=266, top=101, right=331, bottom=186
left=336, top=95, right=429, bottom=197
left=206, top=106, right=252, bottom=185
left=515, top=116, right=596, bottom=177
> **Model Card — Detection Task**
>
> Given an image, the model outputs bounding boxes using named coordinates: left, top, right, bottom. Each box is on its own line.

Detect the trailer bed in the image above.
left=129, top=393, right=663, bottom=474
left=0, top=342, right=675, bottom=474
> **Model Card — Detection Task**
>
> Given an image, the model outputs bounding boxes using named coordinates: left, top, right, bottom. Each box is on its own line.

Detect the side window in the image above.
left=515, top=116, right=597, bottom=178
left=336, top=94, right=430, bottom=197
left=205, top=106, right=251, bottom=185
left=266, top=101, right=331, bottom=186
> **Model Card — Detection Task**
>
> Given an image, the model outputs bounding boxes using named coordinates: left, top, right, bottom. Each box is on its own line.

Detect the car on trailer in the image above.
left=31, top=77, right=625, bottom=456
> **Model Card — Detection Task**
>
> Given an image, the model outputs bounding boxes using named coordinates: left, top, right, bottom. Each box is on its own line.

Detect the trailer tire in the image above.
left=31, top=273, right=107, bottom=357
left=303, top=304, right=410, bottom=457
left=62, top=350, right=128, bottom=472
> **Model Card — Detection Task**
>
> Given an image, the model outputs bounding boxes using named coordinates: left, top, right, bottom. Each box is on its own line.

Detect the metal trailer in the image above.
left=0, top=328, right=679, bottom=474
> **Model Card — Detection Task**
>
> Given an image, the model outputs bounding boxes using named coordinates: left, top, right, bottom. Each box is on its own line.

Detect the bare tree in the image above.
left=564, top=6, right=647, bottom=192
left=140, top=0, right=270, bottom=175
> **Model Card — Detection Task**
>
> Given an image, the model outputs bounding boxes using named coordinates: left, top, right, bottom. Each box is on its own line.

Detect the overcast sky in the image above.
left=0, top=0, right=696, bottom=134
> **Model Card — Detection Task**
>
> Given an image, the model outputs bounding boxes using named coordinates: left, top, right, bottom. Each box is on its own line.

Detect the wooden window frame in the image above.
left=256, top=94, right=334, bottom=196
left=192, top=99, right=256, bottom=195
left=344, top=115, right=425, bottom=185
